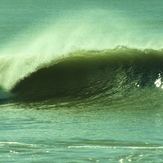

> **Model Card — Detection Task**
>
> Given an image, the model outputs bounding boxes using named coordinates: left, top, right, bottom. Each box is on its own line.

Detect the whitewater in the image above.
left=0, top=0, right=163, bottom=162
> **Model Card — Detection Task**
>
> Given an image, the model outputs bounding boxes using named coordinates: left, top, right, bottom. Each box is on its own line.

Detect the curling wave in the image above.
left=10, top=47, right=163, bottom=103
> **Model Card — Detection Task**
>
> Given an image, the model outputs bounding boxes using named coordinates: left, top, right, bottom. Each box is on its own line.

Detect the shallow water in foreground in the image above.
left=1, top=0, right=163, bottom=162
left=1, top=90, right=163, bottom=162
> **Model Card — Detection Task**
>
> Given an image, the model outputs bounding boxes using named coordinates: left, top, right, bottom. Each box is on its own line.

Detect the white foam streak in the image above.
left=68, top=145, right=163, bottom=150
left=0, top=142, right=36, bottom=147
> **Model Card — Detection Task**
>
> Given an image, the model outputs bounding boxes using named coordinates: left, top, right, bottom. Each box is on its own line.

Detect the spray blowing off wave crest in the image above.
left=0, top=10, right=163, bottom=101
left=1, top=9, right=163, bottom=87
left=0, top=11, right=120, bottom=94
left=8, top=48, right=163, bottom=104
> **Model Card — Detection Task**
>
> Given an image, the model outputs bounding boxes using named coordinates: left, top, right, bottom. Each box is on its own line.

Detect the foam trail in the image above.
left=68, top=145, right=163, bottom=149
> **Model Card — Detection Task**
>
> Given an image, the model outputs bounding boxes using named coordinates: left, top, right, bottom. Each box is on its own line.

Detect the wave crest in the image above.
left=9, top=47, right=163, bottom=102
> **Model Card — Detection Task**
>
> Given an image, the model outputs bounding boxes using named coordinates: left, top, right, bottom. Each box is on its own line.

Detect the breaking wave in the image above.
left=1, top=8, right=163, bottom=104
left=5, top=47, right=163, bottom=103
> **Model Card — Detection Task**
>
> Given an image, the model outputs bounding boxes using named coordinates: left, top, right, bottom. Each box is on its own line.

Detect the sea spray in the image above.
left=1, top=1, right=163, bottom=162
left=0, top=9, right=163, bottom=100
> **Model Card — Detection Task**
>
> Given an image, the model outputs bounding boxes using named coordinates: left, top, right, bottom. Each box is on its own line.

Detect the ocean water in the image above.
left=0, top=0, right=163, bottom=162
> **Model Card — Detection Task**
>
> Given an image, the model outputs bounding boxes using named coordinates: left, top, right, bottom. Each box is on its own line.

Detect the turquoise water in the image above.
left=1, top=97, right=163, bottom=162
left=0, top=0, right=163, bottom=162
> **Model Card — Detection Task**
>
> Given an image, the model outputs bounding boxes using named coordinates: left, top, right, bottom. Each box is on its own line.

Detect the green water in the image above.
left=1, top=0, right=163, bottom=162
left=1, top=97, right=163, bottom=162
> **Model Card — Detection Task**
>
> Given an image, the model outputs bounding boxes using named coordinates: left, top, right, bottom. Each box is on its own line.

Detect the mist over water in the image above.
left=0, top=0, right=163, bottom=94
left=0, top=0, right=163, bottom=162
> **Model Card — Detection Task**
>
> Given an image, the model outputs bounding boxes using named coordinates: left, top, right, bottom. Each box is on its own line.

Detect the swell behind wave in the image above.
left=11, top=47, right=163, bottom=103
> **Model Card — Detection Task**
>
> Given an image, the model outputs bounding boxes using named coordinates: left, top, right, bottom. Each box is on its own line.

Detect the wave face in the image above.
left=10, top=47, right=163, bottom=103
left=0, top=1, right=163, bottom=103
